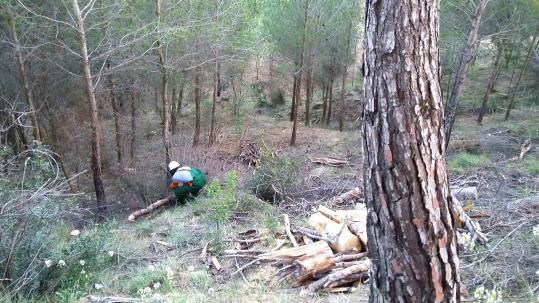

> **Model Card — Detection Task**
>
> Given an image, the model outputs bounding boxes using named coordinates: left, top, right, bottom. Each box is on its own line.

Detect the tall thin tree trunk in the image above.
left=444, top=71, right=453, bottom=106
left=339, top=68, right=347, bottom=132
left=504, top=29, right=539, bottom=120
left=444, top=0, right=488, bottom=147
left=209, top=61, right=220, bottom=146
left=364, top=0, right=461, bottom=301
left=321, top=83, right=328, bottom=121
left=291, top=0, right=309, bottom=146
left=305, top=63, right=313, bottom=126
left=193, top=68, right=201, bottom=146
left=130, top=90, right=137, bottom=162
left=340, top=23, right=352, bottom=132
left=326, top=80, right=333, bottom=125
left=231, top=76, right=239, bottom=116
left=156, top=0, right=170, bottom=166
left=171, top=81, right=177, bottom=134
left=107, top=74, right=122, bottom=165
left=6, top=8, right=41, bottom=142
left=477, top=46, right=503, bottom=124
left=290, top=74, right=297, bottom=121
left=269, top=53, right=274, bottom=91
left=71, top=0, right=107, bottom=219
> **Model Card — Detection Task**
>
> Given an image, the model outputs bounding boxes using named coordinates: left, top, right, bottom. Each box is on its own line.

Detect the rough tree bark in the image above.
left=156, top=0, right=170, bottom=166
left=477, top=46, right=503, bottom=124
left=193, top=68, right=201, bottom=146
left=6, top=6, right=41, bottom=142
left=363, top=0, right=461, bottom=302
left=504, top=28, right=539, bottom=121
left=444, top=0, right=487, bottom=147
left=71, top=0, right=107, bottom=219
left=107, top=74, right=122, bottom=165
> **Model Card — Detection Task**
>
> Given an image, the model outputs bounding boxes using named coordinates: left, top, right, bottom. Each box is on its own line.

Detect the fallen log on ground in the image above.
left=86, top=295, right=141, bottom=303
left=127, top=196, right=175, bottom=221
left=310, top=157, right=348, bottom=167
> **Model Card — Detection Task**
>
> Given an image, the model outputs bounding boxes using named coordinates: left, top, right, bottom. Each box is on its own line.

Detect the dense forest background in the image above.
left=1, top=0, right=538, bottom=302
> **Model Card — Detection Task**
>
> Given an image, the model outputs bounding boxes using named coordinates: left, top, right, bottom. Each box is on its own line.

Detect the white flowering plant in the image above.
left=40, top=221, right=120, bottom=302
left=473, top=286, right=503, bottom=303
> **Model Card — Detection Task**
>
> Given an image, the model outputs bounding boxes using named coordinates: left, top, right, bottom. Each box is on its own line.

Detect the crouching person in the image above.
left=168, top=161, right=207, bottom=204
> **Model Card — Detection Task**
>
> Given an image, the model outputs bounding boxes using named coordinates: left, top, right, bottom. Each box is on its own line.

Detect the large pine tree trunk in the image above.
left=504, top=29, right=539, bottom=120
left=71, top=0, right=107, bottom=219
left=6, top=8, right=41, bottom=142
left=107, top=74, right=122, bottom=165
left=444, top=0, right=487, bottom=147
left=156, top=0, right=170, bottom=166
left=193, top=68, right=201, bottom=146
left=477, top=46, right=503, bottom=124
left=363, top=0, right=461, bottom=302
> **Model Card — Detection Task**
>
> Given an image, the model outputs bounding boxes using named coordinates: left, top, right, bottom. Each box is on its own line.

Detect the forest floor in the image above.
left=70, top=100, right=539, bottom=303
left=41, top=55, right=539, bottom=302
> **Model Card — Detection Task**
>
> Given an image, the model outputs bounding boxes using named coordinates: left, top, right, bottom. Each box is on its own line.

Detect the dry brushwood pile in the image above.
left=223, top=188, right=370, bottom=295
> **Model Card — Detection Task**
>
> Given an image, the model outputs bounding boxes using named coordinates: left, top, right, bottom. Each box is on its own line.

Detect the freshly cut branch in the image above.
left=127, top=196, right=175, bottom=221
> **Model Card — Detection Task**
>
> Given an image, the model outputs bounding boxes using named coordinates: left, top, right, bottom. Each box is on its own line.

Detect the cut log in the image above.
left=308, top=212, right=362, bottom=253
left=336, top=204, right=368, bottom=247
left=127, top=196, right=176, bottom=221
left=333, top=252, right=368, bottom=263
left=326, top=272, right=369, bottom=288
left=301, top=259, right=370, bottom=295
left=261, top=240, right=333, bottom=261
left=296, top=255, right=336, bottom=283
left=310, top=157, right=348, bottom=167
left=318, top=205, right=341, bottom=223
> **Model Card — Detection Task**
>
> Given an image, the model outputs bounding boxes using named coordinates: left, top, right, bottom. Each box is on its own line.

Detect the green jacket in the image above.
left=172, top=168, right=207, bottom=201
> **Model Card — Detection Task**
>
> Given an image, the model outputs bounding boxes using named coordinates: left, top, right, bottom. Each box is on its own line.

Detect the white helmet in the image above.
left=168, top=161, right=181, bottom=174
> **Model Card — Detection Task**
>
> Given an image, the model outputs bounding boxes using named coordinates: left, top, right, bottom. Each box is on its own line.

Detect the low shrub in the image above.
left=245, top=147, right=301, bottom=203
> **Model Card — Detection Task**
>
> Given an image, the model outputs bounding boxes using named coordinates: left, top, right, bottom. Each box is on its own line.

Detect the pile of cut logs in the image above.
left=227, top=188, right=371, bottom=295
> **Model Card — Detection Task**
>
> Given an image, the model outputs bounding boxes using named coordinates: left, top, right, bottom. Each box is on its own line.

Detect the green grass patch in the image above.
left=448, top=152, right=492, bottom=174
